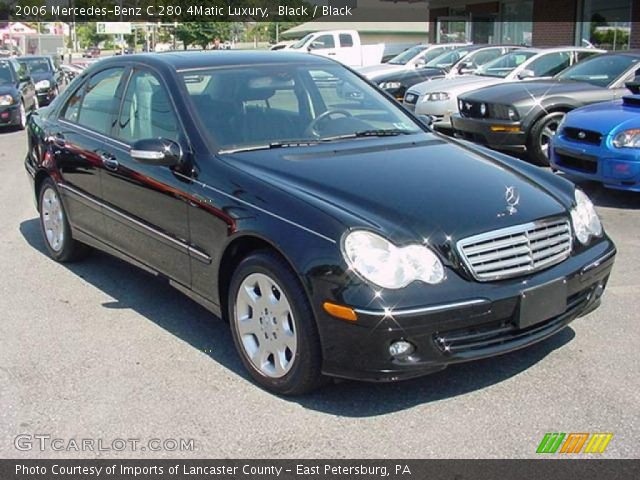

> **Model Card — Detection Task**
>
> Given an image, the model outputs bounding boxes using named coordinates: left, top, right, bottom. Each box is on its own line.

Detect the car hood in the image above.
left=462, top=79, right=602, bottom=104
left=407, top=75, right=502, bottom=96
left=222, top=135, right=568, bottom=244
left=30, top=72, right=53, bottom=82
left=357, top=64, right=406, bottom=79
left=375, top=67, right=444, bottom=83
left=0, top=83, right=17, bottom=96
left=564, top=97, right=640, bottom=134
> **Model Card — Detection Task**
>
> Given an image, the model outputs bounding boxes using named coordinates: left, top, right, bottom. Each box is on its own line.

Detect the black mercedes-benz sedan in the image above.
left=25, top=51, right=616, bottom=395
left=452, top=51, right=640, bottom=166
left=17, top=55, right=66, bottom=106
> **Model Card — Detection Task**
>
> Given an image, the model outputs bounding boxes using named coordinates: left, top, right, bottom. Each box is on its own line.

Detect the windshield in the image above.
left=425, top=48, right=473, bottom=68
left=290, top=34, right=313, bottom=50
left=476, top=51, right=538, bottom=78
left=0, top=62, right=14, bottom=84
left=387, top=45, right=428, bottom=65
left=18, top=58, right=51, bottom=74
left=556, top=54, right=639, bottom=88
left=181, top=64, right=422, bottom=152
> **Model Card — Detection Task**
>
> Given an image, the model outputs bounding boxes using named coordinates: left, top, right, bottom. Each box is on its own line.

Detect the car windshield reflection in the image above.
left=181, top=64, right=422, bottom=153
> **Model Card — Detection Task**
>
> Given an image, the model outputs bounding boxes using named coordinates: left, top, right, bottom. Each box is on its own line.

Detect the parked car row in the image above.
left=354, top=43, right=639, bottom=188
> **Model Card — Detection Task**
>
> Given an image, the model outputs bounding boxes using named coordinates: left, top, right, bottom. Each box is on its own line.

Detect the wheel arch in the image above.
left=525, top=104, right=574, bottom=142
left=217, top=233, right=311, bottom=323
left=33, top=169, right=50, bottom=210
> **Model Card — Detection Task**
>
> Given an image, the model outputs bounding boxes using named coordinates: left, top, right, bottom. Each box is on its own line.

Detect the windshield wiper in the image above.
left=218, top=139, right=322, bottom=154
left=321, top=129, right=416, bottom=141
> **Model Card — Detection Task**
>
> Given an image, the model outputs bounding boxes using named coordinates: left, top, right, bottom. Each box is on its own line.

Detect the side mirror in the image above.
left=518, top=69, right=535, bottom=80
left=130, top=138, right=182, bottom=167
left=417, top=114, right=436, bottom=131
left=414, top=58, right=426, bottom=67
left=626, top=74, right=640, bottom=94
left=458, top=61, right=475, bottom=73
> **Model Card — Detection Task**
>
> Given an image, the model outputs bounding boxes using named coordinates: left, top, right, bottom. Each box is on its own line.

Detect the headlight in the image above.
left=0, top=94, right=14, bottom=106
left=612, top=129, right=640, bottom=148
left=35, top=79, right=50, bottom=90
left=343, top=230, right=445, bottom=289
left=379, top=81, right=401, bottom=90
left=508, top=107, right=519, bottom=121
left=570, top=189, right=602, bottom=245
left=425, top=92, right=449, bottom=102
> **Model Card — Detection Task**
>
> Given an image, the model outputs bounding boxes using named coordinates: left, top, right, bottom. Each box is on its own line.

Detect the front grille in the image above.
left=555, top=150, right=598, bottom=174
left=403, top=92, right=418, bottom=105
left=458, top=218, right=572, bottom=281
left=459, top=100, right=484, bottom=118
left=563, top=127, right=602, bottom=146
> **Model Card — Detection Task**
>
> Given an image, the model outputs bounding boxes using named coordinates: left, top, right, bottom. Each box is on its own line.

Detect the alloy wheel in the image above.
left=41, top=187, right=65, bottom=252
left=234, top=273, right=297, bottom=378
left=539, top=112, right=566, bottom=158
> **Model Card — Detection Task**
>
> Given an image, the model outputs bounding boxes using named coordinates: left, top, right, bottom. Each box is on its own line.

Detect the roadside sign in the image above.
left=96, top=23, right=132, bottom=35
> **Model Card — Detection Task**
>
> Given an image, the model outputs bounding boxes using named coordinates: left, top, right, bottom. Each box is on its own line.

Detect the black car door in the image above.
left=100, top=67, right=192, bottom=286
left=13, top=60, right=36, bottom=110
left=52, top=67, right=126, bottom=240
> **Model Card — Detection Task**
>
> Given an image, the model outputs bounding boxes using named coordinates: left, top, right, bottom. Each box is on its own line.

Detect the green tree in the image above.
left=175, top=23, right=231, bottom=49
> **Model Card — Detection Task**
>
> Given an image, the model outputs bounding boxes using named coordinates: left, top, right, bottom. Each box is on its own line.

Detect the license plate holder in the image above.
left=518, top=278, right=567, bottom=329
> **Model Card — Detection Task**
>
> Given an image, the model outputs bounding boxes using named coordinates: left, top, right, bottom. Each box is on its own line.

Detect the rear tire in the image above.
left=38, top=178, right=89, bottom=262
left=527, top=111, right=566, bottom=166
left=228, top=251, right=326, bottom=395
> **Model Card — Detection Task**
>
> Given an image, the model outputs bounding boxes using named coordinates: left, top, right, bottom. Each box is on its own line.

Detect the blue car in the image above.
left=551, top=80, right=640, bottom=192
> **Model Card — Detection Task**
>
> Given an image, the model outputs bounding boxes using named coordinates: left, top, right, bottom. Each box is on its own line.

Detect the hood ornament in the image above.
left=498, top=186, right=520, bottom=217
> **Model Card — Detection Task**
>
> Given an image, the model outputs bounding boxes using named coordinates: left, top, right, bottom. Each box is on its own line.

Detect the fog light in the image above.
left=389, top=340, right=415, bottom=358
left=594, top=282, right=605, bottom=299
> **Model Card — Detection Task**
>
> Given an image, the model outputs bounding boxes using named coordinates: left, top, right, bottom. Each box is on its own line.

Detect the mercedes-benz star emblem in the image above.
left=505, top=186, right=520, bottom=215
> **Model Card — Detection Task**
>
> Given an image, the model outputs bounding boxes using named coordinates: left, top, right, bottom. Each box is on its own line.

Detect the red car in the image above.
left=82, top=47, right=100, bottom=58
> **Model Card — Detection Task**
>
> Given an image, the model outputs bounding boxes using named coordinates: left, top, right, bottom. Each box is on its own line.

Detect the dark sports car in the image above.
left=452, top=51, right=640, bottom=165
left=25, top=51, right=615, bottom=394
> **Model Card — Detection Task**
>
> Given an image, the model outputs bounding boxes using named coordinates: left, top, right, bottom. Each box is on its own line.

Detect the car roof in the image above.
left=17, top=55, right=51, bottom=60
left=95, top=50, right=336, bottom=71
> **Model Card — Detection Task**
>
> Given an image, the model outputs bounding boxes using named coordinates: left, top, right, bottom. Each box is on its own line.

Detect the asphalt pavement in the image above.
left=0, top=128, right=638, bottom=458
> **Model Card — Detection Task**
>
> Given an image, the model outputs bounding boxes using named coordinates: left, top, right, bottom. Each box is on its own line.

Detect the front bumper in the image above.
left=451, top=114, right=526, bottom=153
left=0, top=104, right=20, bottom=125
left=317, top=239, right=615, bottom=382
left=36, top=88, right=57, bottom=106
left=551, top=136, right=640, bottom=192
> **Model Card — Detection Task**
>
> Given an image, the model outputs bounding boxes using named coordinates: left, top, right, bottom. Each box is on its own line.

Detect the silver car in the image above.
left=357, top=43, right=469, bottom=80
left=404, top=47, right=604, bottom=131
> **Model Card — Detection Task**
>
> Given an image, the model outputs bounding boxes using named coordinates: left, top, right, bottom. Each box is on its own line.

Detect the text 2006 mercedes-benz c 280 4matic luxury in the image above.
left=24, top=52, right=616, bottom=394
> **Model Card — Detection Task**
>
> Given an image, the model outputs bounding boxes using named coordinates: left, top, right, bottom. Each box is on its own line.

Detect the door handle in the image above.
left=49, top=132, right=65, bottom=147
left=327, top=52, right=336, bottom=56
left=100, top=153, right=119, bottom=171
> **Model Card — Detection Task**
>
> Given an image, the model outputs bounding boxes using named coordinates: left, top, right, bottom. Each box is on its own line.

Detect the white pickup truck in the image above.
left=286, top=30, right=384, bottom=68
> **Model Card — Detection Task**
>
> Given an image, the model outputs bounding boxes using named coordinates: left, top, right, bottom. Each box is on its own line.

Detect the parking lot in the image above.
left=0, top=127, right=638, bottom=459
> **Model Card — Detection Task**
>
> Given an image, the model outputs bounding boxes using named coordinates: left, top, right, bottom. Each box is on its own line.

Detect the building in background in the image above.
left=426, top=0, right=638, bottom=49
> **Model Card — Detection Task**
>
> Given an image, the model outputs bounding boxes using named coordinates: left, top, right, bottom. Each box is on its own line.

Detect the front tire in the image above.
left=16, top=100, right=26, bottom=130
left=228, top=251, right=325, bottom=395
left=38, top=178, right=89, bottom=262
left=527, top=111, right=566, bottom=166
